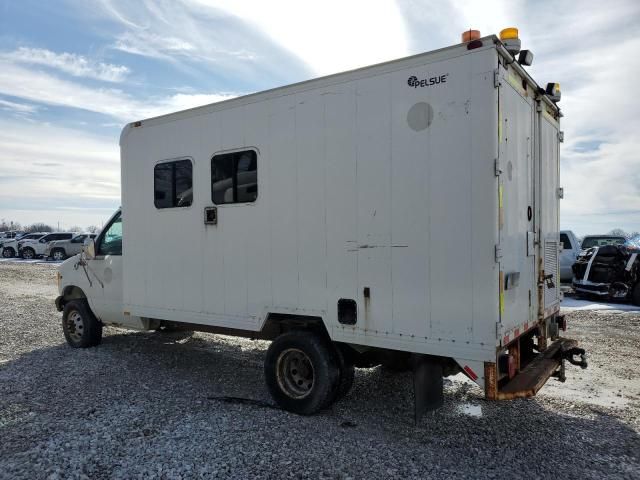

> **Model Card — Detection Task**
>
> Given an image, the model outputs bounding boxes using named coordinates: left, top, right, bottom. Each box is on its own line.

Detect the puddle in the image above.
left=458, top=403, right=483, bottom=417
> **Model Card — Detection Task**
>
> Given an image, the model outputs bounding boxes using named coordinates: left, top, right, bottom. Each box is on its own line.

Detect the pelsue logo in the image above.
left=407, top=73, right=449, bottom=88
left=407, top=76, right=419, bottom=87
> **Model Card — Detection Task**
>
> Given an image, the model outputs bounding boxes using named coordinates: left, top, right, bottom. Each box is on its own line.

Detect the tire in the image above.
left=264, top=331, right=339, bottom=415
left=62, top=299, right=102, bottom=348
left=51, top=248, right=66, bottom=261
left=329, top=344, right=355, bottom=404
left=632, top=283, right=640, bottom=306
left=2, top=247, right=15, bottom=258
left=22, top=247, right=35, bottom=260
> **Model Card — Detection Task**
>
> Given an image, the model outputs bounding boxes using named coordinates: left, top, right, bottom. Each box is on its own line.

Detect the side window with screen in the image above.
left=97, top=213, right=122, bottom=256
left=154, top=159, right=193, bottom=209
left=211, top=150, right=257, bottom=204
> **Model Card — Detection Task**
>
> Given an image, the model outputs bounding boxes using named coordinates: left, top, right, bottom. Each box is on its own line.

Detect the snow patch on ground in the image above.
left=561, top=297, right=640, bottom=313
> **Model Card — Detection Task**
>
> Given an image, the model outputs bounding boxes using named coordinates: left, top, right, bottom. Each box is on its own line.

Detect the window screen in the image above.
left=154, top=159, right=193, bottom=209
left=211, top=150, right=257, bottom=204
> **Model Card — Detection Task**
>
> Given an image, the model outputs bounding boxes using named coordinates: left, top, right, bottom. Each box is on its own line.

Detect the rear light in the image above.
left=498, top=354, right=517, bottom=379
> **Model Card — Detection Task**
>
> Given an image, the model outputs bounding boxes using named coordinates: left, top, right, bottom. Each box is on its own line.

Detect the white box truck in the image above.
left=56, top=31, right=586, bottom=420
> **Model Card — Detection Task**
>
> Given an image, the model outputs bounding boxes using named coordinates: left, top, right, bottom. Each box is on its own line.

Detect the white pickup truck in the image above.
left=560, top=230, right=581, bottom=283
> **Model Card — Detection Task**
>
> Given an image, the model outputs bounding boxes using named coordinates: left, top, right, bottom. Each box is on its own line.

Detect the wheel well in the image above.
left=61, top=286, right=87, bottom=306
left=261, top=313, right=330, bottom=341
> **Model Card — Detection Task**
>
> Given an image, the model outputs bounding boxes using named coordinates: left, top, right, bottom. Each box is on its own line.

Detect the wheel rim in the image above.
left=276, top=348, right=315, bottom=399
left=23, top=250, right=33, bottom=259
left=53, top=251, right=64, bottom=260
left=2, top=249, right=10, bottom=258
left=65, top=310, right=84, bottom=343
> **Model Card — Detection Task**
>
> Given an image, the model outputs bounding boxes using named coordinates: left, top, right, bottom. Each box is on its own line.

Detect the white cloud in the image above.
left=2, top=47, right=130, bottom=83
left=187, top=0, right=409, bottom=74
left=0, top=119, right=121, bottom=226
left=0, top=98, right=39, bottom=114
left=0, top=62, right=235, bottom=121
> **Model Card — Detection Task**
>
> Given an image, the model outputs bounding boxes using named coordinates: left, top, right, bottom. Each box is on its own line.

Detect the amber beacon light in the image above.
left=499, top=27, right=521, bottom=54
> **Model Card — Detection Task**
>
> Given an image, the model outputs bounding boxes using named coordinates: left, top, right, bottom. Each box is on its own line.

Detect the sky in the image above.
left=0, top=0, right=638, bottom=235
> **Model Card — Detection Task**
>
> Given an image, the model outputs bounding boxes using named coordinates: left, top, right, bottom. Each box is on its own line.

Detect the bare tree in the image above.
left=86, top=225, right=100, bottom=234
left=608, top=228, right=627, bottom=237
left=67, top=225, right=83, bottom=232
left=25, top=223, right=53, bottom=233
left=0, top=219, right=22, bottom=232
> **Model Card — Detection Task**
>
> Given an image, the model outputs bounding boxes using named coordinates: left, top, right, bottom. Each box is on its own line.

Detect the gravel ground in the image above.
left=0, top=262, right=639, bottom=479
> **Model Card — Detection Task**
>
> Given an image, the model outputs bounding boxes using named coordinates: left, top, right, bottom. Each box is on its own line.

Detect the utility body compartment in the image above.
left=116, top=36, right=571, bottom=403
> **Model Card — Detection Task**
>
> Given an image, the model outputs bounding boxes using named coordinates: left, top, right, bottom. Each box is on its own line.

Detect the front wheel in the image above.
left=2, top=247, right=15, bottom=258
left=264, top=331, right=339, bottom=415
left=62, top=300, right=102, bottom=348
left=22, top=247, right=35, bottom=260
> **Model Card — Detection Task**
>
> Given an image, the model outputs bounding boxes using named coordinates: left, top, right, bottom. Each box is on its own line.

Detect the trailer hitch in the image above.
left=563, top=347, right=588, bottom=369
left=552, top=346, right=587, bottom=383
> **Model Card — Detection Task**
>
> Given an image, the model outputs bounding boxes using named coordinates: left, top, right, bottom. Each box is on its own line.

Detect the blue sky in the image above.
left=0, top=0, right=638, bottom=235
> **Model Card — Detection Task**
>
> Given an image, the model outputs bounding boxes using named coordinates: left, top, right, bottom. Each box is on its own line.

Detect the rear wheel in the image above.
left=62, top=300, right=102, bottom=348
left=51, top=248, right=66, bottom=261
left=329, top=344, right=355, bottom=404
left=22, top=247, right=35, bottom=260
left=2, top=247, right=14, bottom=258
left=264, top=331, right=339, bottom=415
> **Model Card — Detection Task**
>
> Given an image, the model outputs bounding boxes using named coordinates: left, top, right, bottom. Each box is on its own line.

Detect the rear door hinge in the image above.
left=495, top=245, right=503, bottom=262
left=494, top=158, right=502, bottom=176
left=558, top=131, right=564, bottom=143
left=493, top=68, right=501, bottom=88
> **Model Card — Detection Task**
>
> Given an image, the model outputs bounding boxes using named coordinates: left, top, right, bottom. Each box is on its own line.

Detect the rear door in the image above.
left=538, top=108, right=561, bottom=316
left=498, top=70, right=536, bottom=335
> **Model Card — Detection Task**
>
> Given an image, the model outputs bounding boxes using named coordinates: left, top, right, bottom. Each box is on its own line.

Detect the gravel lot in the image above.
left=1, top=262, right=639, bottom=479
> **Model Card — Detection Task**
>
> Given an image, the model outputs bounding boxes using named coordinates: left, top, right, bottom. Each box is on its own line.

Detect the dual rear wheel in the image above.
left=264, top=331, right=355, bottom=415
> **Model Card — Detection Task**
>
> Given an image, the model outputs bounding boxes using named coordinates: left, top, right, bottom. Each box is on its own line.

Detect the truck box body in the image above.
left=120, top=36, right=562, bottom=392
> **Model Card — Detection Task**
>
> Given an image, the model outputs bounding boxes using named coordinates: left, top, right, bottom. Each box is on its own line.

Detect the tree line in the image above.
left=0, top=220, right=100, bottom=234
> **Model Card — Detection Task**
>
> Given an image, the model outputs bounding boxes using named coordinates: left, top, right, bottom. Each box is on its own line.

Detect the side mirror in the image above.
left=84, top=239, right=96, bottom=259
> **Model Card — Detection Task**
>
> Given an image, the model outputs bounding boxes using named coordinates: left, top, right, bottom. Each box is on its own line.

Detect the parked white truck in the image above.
left=56, top=30, right=586, bottom=420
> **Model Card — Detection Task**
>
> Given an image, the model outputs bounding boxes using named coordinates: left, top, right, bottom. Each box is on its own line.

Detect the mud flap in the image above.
left=412, top=355, right=444, bottom=424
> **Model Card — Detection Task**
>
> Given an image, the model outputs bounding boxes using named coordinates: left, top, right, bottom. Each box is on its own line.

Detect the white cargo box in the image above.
left=119, top=35, right=565, bottom=397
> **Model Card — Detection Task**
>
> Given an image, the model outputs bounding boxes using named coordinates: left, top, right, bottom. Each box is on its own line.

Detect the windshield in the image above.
left=581, top=236, right=626, bottom=249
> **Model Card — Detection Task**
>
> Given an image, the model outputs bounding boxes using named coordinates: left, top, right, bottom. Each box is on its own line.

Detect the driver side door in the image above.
left=88, top=211, right=132, bottom=326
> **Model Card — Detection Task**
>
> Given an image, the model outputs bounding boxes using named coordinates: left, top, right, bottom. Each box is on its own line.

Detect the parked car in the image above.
left=0, top=231, right=25, bottom=249
left=2, top=232, right=46, bottom=258
left=560, top=230, right=581, bottom=283
left=19, top=232, right=74, bottom=259
left=572, top=235, right=640, bottom=304
left=45, top=233, right=97, bottom=261
left=580, top=235, right=626, bottom=250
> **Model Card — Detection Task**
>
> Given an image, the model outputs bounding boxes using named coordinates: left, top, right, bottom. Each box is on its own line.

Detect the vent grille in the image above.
left=544, top=240, right=559, bottom=308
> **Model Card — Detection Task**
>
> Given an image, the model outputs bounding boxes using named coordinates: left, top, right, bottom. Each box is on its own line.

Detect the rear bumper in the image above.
left=573, top=279, right=609, bottom=295
left=485, top=337, right=586, bottom=400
